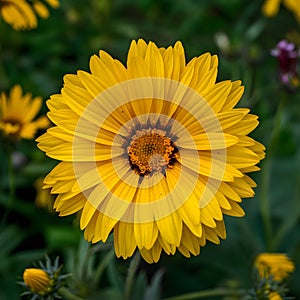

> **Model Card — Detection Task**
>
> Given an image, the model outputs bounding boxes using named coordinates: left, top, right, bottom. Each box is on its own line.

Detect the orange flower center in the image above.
left=0, top=117, right=22, bottom=137
left=128, top=129, right=178, bottom=176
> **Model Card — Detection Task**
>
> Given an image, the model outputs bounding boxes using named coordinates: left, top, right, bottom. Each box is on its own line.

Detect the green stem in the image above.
left=58, top=287, right=85, bottom=300
left=163, top=288, right=246, bottom=300
left=271, top=167, right=300, bottom=249
left=92, top=249, right=115, bottom=285
left=124, top=251, right=140, bottom=300
left=260, top=94, right=287, bottom=250
left=76, top=236, right=91, bottom=281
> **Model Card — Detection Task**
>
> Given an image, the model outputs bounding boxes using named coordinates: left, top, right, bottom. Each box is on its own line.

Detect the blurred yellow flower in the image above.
left=23, top=268, right=50, bottom=295
left=269, top=292, right=282, bottom=300
left=262, top=0, right=300, bottom=22
left=37, top=39, right=265, bottom=263
left=34, top=178, right=54, bottom=211
left=0, top=85, right=49, bottom=141
left=0, top=0, right=59, bottom=30
left=44, top=0, right=59, bottom=8
left=33, top=1, right=50, bottom=19
left=255, top=253, right=295, bottom=282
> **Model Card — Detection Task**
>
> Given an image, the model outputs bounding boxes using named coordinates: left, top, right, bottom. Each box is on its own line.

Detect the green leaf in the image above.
left=144, top=269, right=164, bottom=300
left=0, top=225, right=24, bottom=256
left=107, top=258, right=124, bottom=293
left=132, top=271, right=147, bottom=300
left=88, top=288, right=122, bottom=300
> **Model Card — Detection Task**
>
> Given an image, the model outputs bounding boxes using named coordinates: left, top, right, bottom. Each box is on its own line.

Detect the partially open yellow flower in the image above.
left=255, top=253, right=295, bottom=282
left=37, top=39, right=265, bottom=263
left=0, top=85, right=49, bottom=141
left=23, top=268, right=50, bottom=295
left=262, top=0, right=300, bottom=22
left=0, top=0, right=59, bottom=30
left=21, top=257, right=68, bottom=298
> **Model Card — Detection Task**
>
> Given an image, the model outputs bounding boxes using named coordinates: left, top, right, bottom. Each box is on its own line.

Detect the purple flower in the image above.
left=271, top=40, right=299, bottom=89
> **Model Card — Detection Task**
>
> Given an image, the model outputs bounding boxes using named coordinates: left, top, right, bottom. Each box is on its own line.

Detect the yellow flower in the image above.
left=23, top=268, right=50, bottom=295
left=45, top=0, right=59, bottom=9
left=255, top=253, right=295, bottom=281
left=284, top=0, right=300, bottom=21
left=37, top=39, right=265, bottom=263
left=33, top=1, right=50, bottom=19
left=269, top=292, right=282, bottom=300
left=0, top=85, right=49, bottom=141
left=21, top=257, right=68, bottom=298
left=34, top=178, right=54, bottom=211
left=0, top=0, right=59, bottom=30
left=262, top=0, right=300, bottom=22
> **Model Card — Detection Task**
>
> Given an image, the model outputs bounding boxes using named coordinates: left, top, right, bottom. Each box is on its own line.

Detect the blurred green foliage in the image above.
left=0, top=0, right=300, bottom=299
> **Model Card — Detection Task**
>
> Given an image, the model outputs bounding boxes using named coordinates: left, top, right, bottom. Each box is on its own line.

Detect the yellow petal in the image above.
left=1, top=0, right=37, bottom=30
left=80, top=201, right=97, bottom=229
left=177, top=196, right=202, bottom=237
left=219, top=181, right=242, bottom=202
left=227, top=146, right=260, bottom=169
left=139, top=241, right=162, bottom=263
left=84, top=212, right=100, bottom=242
left=178, top=132, right=239, bottom=150
left=90, top=51, right=126, bottom=85
left=157, top=234, right=176, bottom=255
left=226, top=114, right=259, bottom=135
left=201, top=81, right=232, bottom=113
left=156, top=212, right=182, bottom=246
left=134, top=222, right=158, bottom=250
left=178, top=225, right=203, bottom=257
left=221, top=81, right=244, bottom=111
left=144, top=42, right=165, bottom=77
left=222, top=200, right=245, bottom=217
left=262, top=0, right=281, bottom=17
left=200, top=197, right=223, bottom=228
left=127, top=39, right=148, bottom=62
left=203, top=225, right=220, bottom=244
left=33, top=1, right=49, bottom=19
left=55, top=193, right=86, bottom=216
left=114, top=222, right=136, bottom=259
left=229, top=177, right=255, bottom=198
left=173, top=41, right=186, bottom=79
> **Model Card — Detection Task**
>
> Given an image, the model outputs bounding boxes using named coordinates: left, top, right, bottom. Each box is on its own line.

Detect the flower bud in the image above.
left=23, top=268, right=51, bottom=295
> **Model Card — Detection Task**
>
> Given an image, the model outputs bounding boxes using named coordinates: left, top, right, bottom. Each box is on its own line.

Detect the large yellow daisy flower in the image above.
left=0, top=0, right=59, bottom=30
left=0, top=85, right=49, bottom=140
left=37, top=39, right=265, bottom=263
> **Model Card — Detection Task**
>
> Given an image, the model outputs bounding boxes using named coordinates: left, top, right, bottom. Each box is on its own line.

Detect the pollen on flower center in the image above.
left=128, top=128, right=178, bottom=176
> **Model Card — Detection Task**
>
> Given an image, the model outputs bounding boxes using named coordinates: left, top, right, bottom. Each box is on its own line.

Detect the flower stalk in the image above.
left=163, top=287, right=246, bottom=300
left=124, top=251, right=141, bottom=300
left=58, top=287, right=85, bottom=300
left=260, top=94, right=287, bottom=250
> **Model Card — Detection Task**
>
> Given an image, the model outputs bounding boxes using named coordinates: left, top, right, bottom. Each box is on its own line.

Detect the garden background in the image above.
left=0, top=0, right=300, bottom=299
